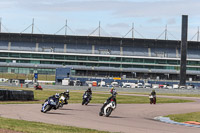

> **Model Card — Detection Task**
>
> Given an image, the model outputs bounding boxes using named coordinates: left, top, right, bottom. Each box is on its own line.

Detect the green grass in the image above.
left=0, top=87, right=194, bottom=104
left=166, top=112, right=200, bottom=122
left=119, top=91, right=200, bottom=98
left=158, top=93, right=200, bottom=98
left=0, top=73, right=55, bottom=81
left=0, top=117, right=109, bottom=133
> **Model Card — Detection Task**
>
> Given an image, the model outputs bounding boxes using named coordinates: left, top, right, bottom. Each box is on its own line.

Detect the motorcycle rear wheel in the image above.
left=85, top=100, right=90, bottom=105
left=153, top=99, right=156, bottom=104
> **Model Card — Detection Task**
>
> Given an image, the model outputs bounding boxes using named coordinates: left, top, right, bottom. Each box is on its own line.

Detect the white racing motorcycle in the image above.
left=99, top=97, right=116, bottom=117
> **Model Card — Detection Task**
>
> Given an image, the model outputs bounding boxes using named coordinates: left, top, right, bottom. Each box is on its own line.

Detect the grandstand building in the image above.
left=0, top=32, right=200, bottom=81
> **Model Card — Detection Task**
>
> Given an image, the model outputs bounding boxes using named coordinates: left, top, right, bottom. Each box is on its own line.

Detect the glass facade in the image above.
left=0, top=51, right=200, bottom=76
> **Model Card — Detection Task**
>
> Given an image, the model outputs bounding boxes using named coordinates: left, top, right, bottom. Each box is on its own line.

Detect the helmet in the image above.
left=55, top=93, right=60, bottom=98
left=112, top=89, right=117, bottom=96
left=65, top=90, right=69, bottom=93
left=110, top=87, right=114, bottom=94
left=88, top=87, right=91, bottom=91
left=152, top=90, right=155, bottom=92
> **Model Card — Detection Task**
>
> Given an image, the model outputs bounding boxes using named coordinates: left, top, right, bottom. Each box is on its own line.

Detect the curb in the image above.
left=154, top=116, right=200, bottom=128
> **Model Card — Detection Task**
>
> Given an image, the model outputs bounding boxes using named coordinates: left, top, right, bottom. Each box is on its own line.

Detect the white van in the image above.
left=137, top=83, right=143, bottom=88
left=144, top=83, right=151, bottom=88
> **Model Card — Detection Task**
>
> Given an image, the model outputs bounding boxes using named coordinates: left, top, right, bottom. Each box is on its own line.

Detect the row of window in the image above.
left=0, top=59, right=198, bottom=71
left=0, top=67, right=55, bottom=75
left=1, top=61, right=200, bottom=72
left=1, top=52, right=200, bottom=65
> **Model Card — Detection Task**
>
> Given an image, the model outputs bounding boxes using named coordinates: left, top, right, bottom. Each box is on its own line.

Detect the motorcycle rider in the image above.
left=101, top=87, right=117, bottom=112
left=150, top=89, right=156, bottom=100
left=84, top=87, right=92, bottom=100
left=99, top=88, right=117, bottom=116
left=60, top=90, right=70, bottom=104
left=108, top=88, right=117, bottom=104
left=110, top=87, right=115, bottom=94
left=151, top=89, right=156, bottom=96
left=44, top=93, right=60, bottom=109
left=35, top=82, right=39, bottom=89
left=35, top=82, right=42, bottom=90
left=102, top=88, right=117, bottom=109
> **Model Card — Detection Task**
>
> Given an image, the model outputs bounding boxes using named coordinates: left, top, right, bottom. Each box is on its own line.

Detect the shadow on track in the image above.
left=84, top=104, right=99, bottom=106
left=59, top=108, right=74, bottom=111
left=108, top=116, right=127, bottom=119
left=45, top=112, right=70, bottom=115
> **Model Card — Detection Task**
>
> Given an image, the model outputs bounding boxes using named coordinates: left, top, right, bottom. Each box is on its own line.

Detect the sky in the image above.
left=1, top=0, right=200, bottom=40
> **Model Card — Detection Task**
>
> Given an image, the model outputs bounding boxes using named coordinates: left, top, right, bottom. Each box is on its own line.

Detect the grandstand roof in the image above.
left=0, top=32, right=200, bottom=48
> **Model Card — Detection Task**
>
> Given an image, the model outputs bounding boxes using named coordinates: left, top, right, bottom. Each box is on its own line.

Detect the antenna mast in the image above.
left=197, top=26, right=199, bottom=42
left=32, top=18, right=34, bottom=34
left=65, top=19, right=67, bottom=36
left=0, top=17, right=1, bottom=33
left=165, top=25, right=167, bottom=40
left=99, top=21, right=101, bottom=37
left=132, top=23, right=134, bottom=39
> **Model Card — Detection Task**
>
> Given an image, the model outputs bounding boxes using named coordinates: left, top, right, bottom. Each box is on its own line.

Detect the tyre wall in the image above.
left=0, top=89, right=34, bottom=101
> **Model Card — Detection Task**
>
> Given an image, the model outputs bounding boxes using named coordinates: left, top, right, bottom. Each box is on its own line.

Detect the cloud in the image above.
left=109, top=31, right=123, bottom=37
left=167, top=18, right=176, bottom=25
left=147, top=18, right=176, bottom=25
left=8, top=0, right=199, bottom=17
left=147, top=18, right=163, bottom=24
left=106, top=23, right=130, bottom=29
left=75, top=28, right=91, bottom=35
left=0, top=0, right=199, bottom=40
left=1, top=0, right=200, bottom=20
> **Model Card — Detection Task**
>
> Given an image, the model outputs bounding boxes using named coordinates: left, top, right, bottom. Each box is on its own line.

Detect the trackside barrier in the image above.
left=0, top=89, right=34, bottom=101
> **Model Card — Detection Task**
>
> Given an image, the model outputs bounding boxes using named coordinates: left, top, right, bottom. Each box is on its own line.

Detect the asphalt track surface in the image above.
left=1, top=95, right=200, bottom=133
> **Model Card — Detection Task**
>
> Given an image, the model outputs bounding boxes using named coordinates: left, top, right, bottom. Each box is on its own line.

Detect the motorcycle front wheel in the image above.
left=105, top=107, right=113, bottom=117
left=43, top=105, right=50, bottom=113
left=59, top=100, right=64, bottom=108
left=150, top=98, right=153, bottom=104
left=99, top=111, right=103, bottom=116
left=82, top=99, right=86, bottom=105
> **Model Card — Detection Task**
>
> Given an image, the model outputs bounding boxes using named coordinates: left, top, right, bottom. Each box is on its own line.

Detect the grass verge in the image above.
left=0, top=117, right=109, bottom=133
left=0, top=87, right=194, bottom=104
left=166, top=112, right=200, bottom=123
left=118, top=91, right=200, bottom=98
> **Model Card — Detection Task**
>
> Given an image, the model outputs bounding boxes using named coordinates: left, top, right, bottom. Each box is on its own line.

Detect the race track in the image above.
left=1, top=95, right=200, bottom=133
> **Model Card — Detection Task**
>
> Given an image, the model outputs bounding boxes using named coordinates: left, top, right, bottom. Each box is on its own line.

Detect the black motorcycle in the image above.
left=82, top=92, right=91, bottom=105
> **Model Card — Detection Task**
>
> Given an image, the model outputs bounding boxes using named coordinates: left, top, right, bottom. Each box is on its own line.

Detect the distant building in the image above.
left=0, top=32, right=200, bottom=81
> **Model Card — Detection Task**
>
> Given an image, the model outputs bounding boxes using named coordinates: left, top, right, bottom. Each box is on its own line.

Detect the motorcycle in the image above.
left=149, top=95, right=156, bottom=104
left=41, top=97, right=58, bottom=113
left=34, top=85, right=43, bottom=90
left=99, top=97, right=116, bottom=117
left=82, top=92, right=91, bottom=105
left=58, top=94, right=66, bottom=108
